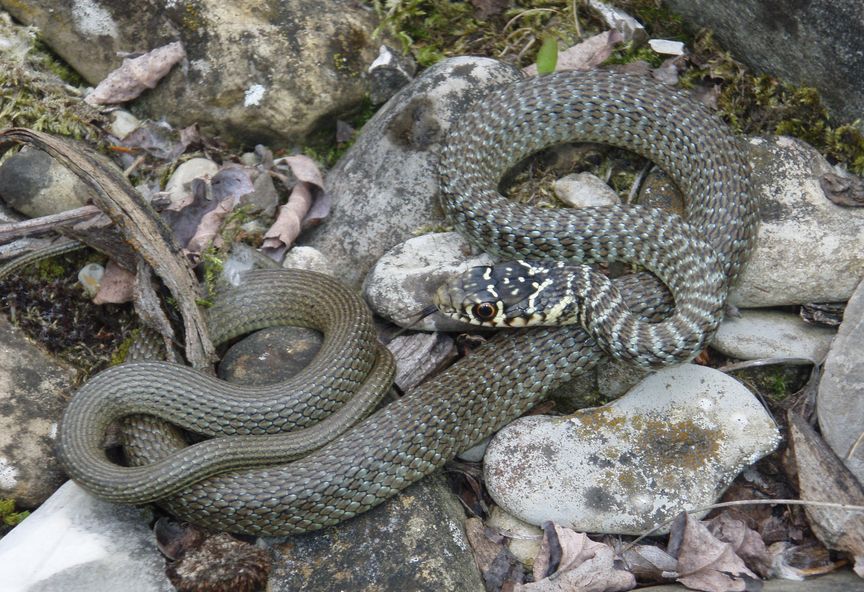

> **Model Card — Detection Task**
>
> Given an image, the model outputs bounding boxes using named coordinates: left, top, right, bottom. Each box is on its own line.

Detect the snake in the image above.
left=56, top=69, right=758, bottom=535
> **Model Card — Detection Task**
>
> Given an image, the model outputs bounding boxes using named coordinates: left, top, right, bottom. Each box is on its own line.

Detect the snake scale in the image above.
left=57, top=70, right=758, bottom=535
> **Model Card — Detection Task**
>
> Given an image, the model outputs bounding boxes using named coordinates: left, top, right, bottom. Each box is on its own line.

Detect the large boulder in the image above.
left=0, top=0, right=380, bottom=144
left=662, top=0, right=864, bottom=123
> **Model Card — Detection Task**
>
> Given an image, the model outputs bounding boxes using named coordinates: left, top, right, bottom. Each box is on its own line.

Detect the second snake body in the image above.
left=57, top=69, right=758, bottom=534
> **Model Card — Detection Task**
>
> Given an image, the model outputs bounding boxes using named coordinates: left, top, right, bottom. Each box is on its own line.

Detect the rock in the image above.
left=304, top=56, right=522, bottom=288
left=2, top=0, right=380, bottom=144
left=240, top=171, right=280, bottom=217
left=713, top=309, right=836, bottom=362
left=661, top=0, right=864, bottom=123
left=368, top=44, right=416, bottom=105
left=264, top=473, right=484, bottom=591
left=486, top=507, right=543, bottom=566
left=552, top=172, right=620, bottom=208
left=0, top=148, right=96, bottom=217
left=484, top=365, right=780, bottom=535
left=282, top=246, right=336, bottom=277
left=386, top=331, right=456, bottom=391
left=0, top=482, right=173, bottom=592
left=218, top=326, right=323, bottom=386
left=640, top=570, right=864, bottom=591
left=587, top=0, right=647, bottom=43
left=163, top=157, right=219, bottom=209
left=818, top=278, right=864, bottom=484
left=0, top=316, right=76, bottom=508
left=729, top=137, right=864, bottom=307
left=456, top=437, right=491, bottom=462
left=77, top=262, right=105, bottom=297
left=648, top=39, right=685, bottom=55
left=108, top=110, right=141, bottom=139
left=363, top=231, right=493, bottom=331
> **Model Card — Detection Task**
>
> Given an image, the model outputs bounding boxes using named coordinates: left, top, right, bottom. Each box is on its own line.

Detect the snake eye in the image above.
left=472, top=302, right=498, bottom=322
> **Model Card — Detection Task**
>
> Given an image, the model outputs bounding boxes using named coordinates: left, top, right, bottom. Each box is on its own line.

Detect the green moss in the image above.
left=0, top=498, right=29, bottom=526
left=604, top=41, right=665, bottom=68
left=685, top=31, right=864, bottom=174
left=368, top=0, right=588, bottom=70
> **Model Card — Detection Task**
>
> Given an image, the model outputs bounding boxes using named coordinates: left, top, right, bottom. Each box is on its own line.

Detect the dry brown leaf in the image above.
left=465, top=517, right=527, bottom=589
left=620, top=544, right=677, bottom=584
left=705, top=513, right=773, bottom=578
left=86, top=41, right=186, bottom=105
left=516, top=523, right=636, bottom=592
left=523, top=31, right=624, bottom=76
left=261, top=183, right=313, bottom=256
left=669, top=513, right=760, bottom=592
left=820, top=172, right=864, bottom=207
left=92, top=260, right=136, bottom=304
left=185, top=197, right=234, bottom=256
left=787, top=411, right=864, bottom=576
left=261, top=154, right=329, bottom=258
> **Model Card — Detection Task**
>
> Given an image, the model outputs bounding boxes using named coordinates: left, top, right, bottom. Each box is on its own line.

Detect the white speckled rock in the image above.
left=0, top=317, right=76, bottom=508
left=484, top=365, right=780, bottom=535
left=363, top=232, right=493, bottom=331
left=818, top=278, right=864, bottom=484
left=304, top=57, right=522, bottom=288
left=730, top=136, right=864, bottom=307
left=0, top=481, right=172, bottom=592
left=282, top=246, right=336, bottom=277
left=553, top=172, right=620, bottom=208
left=713, top=309, right=836, bottom=362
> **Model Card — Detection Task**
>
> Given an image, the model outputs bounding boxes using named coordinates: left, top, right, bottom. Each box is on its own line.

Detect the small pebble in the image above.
left=648, top=39, right=686, bottom=55
left=553, top=172, right=620, bottom=208
left=77, top=263, right=105, bottom=296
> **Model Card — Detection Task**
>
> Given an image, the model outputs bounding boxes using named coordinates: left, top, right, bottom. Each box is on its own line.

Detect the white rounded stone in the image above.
left=553, top=172, right=620, bottom=208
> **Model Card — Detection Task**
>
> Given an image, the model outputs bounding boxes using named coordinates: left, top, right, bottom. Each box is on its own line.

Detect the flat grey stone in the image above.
left=713, top=309, right=836, bottom=362
left=265, top=473, right=484, bottom=592
left=0, top=481, right=172, bottom=592
left=729, top=136, right=864, bottom=307
left=305, top=57, right=522, bottom=288
left=818, top=278, right=864, bottom=484
left=485, top=365, right=780, bottom=535
left=0, top=316, right=76, bottom=508
left=640, top=570, right=864, bottom=591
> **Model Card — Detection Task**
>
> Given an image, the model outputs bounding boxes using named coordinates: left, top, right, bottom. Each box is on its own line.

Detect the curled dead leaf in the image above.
left=516, top=523, right=636, bottom=592
left=86, top=41, right=186, bottom=105
left=668, top=513, right=761, bottom=592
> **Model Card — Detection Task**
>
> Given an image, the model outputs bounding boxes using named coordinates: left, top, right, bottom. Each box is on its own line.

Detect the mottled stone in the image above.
left=0, top=316, right=76, bottom=508
left=484, top=365, right=780, bottom=534
left=713, top=309, right=836, bottom=362
left=265, top=473, right=484, bottom=592
left=304, top=57, right=522, bottom=288
left=0, top=148, right=96, bottom=217
left=1, top=0, right=380, bottom=144
left=818, top=278, right=864, bottom=484
left=363, top=231, right=493, bottom=331
left=553, top=172, right=620, bottom=208
left=729, top=137, right=864, bottom=307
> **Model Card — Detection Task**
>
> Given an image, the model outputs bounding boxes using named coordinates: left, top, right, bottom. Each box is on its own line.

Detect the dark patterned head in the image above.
left=433, top=260, right=580, bottom=327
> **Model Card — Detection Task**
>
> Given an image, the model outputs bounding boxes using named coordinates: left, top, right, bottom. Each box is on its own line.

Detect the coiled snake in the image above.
left=57, top=70, right=758, bottom=534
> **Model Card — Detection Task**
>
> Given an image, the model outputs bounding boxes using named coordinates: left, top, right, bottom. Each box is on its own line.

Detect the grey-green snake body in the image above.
left=57, top=70, right=758, bottom=534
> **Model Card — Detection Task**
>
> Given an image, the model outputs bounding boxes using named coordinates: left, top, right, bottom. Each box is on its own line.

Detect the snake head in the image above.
left=434, top=260, right=578, bottom=327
